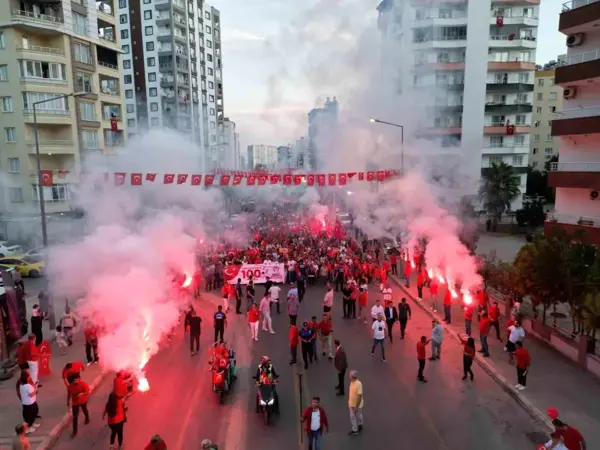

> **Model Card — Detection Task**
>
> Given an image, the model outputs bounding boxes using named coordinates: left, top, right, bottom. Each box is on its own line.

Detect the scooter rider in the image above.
left=255, top=356, right=279, bottom=411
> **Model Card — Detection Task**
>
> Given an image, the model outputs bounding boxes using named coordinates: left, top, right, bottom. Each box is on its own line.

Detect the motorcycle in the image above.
left=209, top=344, right=236, bottom=404
left=254, top=377, right=279, bottom=425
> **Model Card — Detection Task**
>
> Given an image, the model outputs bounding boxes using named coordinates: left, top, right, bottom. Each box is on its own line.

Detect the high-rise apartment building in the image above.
left=0, top=0, right=126, bottom=215
left=277, top=145, right=292, bottom=169
left=308, top=97, right=338, bottom=171
left=116, top=0, right=224, bottom=169
left=546, top=1, right=600, bottom=245
left=530, top=69, right=562, bottom=170
left=377, top=0, right=540, bottom=209
left=246, top=145, right=277, bottom=170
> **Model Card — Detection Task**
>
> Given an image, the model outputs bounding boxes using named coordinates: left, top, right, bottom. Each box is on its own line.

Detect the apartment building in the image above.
left=308, top=97, right=338, bottom=171
left=377, top=0, right=540, bottom=209
left=546, top=0, right=600, bottom=245
left=116, top=0, right=223, bottom=170
left=247, top=145, right=277, bottom=170
left=530, top=69, right=562, bottom=170
left=0, top=0, right=126, bottom=215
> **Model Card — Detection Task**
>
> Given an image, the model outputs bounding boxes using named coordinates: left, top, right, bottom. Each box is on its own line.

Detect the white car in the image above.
left=0, top=243, right=23, bottom=257
left=23, top=247, right=44, bottom=259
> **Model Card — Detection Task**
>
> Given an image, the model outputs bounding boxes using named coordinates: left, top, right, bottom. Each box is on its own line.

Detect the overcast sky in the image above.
left=212, top=0, right=567, bottom=149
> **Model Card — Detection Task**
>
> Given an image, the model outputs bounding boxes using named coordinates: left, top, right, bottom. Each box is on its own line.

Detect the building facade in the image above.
left=116, top=0, right=223, bottom=170
left=0, top=0, right=126, bottom=216
left=530, top=69, right=562, bottom=170
left=546, top=1, right=600, bottom=245
left=276, top=145, right=292, bottom=169
left=246, top=144, right=277, bottom=170
left=377, top=0, right=540, bottom=209
left=308, top=97, right=338, bottom=171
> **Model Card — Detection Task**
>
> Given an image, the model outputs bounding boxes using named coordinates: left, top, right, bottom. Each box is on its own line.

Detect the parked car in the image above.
left=0, top=256, right=45, bottom=277
left=0, top=243, right=23, bottom=257
left=22, top=247, right=45, bottom=259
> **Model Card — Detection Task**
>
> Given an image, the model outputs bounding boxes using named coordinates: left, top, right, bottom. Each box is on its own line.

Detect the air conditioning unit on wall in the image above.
left=566, top=33, right=584, bottom=47
left=591, top=190, right=599, bottom=200
left=563, top=87, right=577, bottom=99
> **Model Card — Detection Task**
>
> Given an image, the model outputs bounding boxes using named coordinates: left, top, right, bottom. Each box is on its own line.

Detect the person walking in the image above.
left=259, top=294, right=275, bottom=334
left=102, top=392, right=126, bottom=450
left=299, top=321, right=315, bottom=370
left=17, top=371, right=39, bottom=433
left=464, top=302, right=475, bottom=337
left=347, top=370, right=364, bottom=436
left=398, top=297, right=412, bottom=339
left=84, top=322, right=99, bottom=366
left=358, top=284, right=368, bottom=323
left=323, top=284, right=334, bottom=313
left=370, top=314, right=387, bottom=362
left=67, top=373, right=90, bottom=438
left=462, top=337, right=475, bottom=381
left=381, top=282, right=393, bottom=305
left=269, top=283, right=282, bottom=314
left=235, top=278, right=243, bottom=314
left=506, top=320, right=526, bottom=364
left=403, top=260, right=411, bottom=287
left=370, top=299, right=384, bottom=323
left=488, top=301, right=502, bottom=342
left=318, top=314, right=333, bottom=359
left=248, top=304, right=260, bottom=342
left=478, top=312, right=491, bottom=358
left=514, top=341, right=531, bottom=391
left=334, top=339, right=348, bottom=396
left=11, top=423, right=31, bottom=449
left=22, top=335, right=40, bottom=387
left=213, top=305, right=227, bottom=343
left=289, top=324, right=299, bottom=365
left=60, top=307, right=77, bottom=346
left=288, top=294, right=300, bottom=326
left=301, top=396, right=329, bottom=450
left=308, top=316, right=319, bottom=361
left=384, top=301, right=398, bottom=342
left=341, top=283, right=352, bottom=318
left=246, top=281, right=255, bottom=311
left=189, top=310, right=202, bottom=356
left=443, top=289, right=452, bottom=324
left=430, top=320, right=443, bottom=361
left=30, top=306, right=43, bottom=347
left=429, top=278, right=438, bottom=312
left=417, top=336, right=430, bottom=383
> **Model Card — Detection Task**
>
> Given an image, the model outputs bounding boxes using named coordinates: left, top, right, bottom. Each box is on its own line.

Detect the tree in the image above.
left=478, top=162, right=521, bottom=231
left=515, top=199, right=546, bottom=234
left=583, top=293, right=600, bottom=340
left=526, top=168, right=548, bottom=198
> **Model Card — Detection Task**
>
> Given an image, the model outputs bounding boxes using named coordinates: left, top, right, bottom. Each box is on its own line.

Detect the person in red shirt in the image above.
left=464, top=303, right=475, bottom=337
left=318, top=314, right=333, bottom=359
left=301, top=396, right=329, bottom=447
left=84, top=322, right=99, bottom=366
left=443, top=289, right=452, bottom=324
left=62, top=361, right=85, bottom=387
left=308, top=316, right=319, bottom=361
left=102, top=392, right=126, bottom=449
left=462, top=337, right=476, bottom=381
left=16, top=340, right=30, bottom=370
left=417, top=270, right=425, bottom=299
left=514, top=341, right=531, bottom=391
left=488, top=301, right=502, bottom=341
left=67, top=373, right=90, bottom=438
left=479, top=312, right=491, bottom=357
left=477, top=289, right=489, bottom=313
left=390, top=253, right=398, bottom=275
left=417, top=336, right=430, bottom=383
left=289, top=324, right=299, bottom=365
left=403, top=262, right=411, bottom=288
left=429, top=279, right=439, bottom=312
left=113, top=372, right=130, bottom=399
left=248, top=304, right=260, bottom=342
left=552, top=419, right=586, bottom=450
left=145, top=435, right=167, bottom=450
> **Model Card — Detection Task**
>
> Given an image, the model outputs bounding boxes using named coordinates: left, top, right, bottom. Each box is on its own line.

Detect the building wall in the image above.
left=530, top=69, right=562, bottom=169
left=247, top=145, right=277, bottom=169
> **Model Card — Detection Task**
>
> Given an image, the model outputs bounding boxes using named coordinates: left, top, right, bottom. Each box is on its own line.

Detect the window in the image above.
left=0, top=65, right=8, bottom=81
left=148, top=72, right=156, bottom=82
left=514, top=135, right=525, bottom=146
left=534, top=134, right=539, bottom=142
left=210, top=108, right=215, bottom=115
left=151, top=117, right=159, bottom=126
left=545, top=148, right=553, bottom=157
left=126, top=104, right=134, bottom=113
left=536, top=106, right=542, bottom=114
left=150, top=102, right=158, bottom=111
left=205, top=11, right=211, bottom=19
left=210, top=121, right=216, bottom=129
left=121, top=30, right=129, bottom=39
left=76, top=72, right=93, bottom=93
left=546, top=134, right=553, bottom=141
left=437, top=52, right=449, bottom=63
left=119, top=0, right=126, bottom=7
left=73, top=43, right=92, bottom=64
left=209, top=94, right=214, bottom=102
left=120, top=14, right=128, bottom=24
left=207, top=40, right=212, bottom=48
left=536, top=92, right=543, bottom=101
left=127, top=118, right=136, bottom=127
left=8, top=158, right=20, bottom=173
left=549, top=92, right=557, bottom=101
left=518, top=73, right=530, bottom=83
left=5, top=127, right=16, bottom=142
left=122, top=44, right=130, bottom=54
left=103, top=104, right=121, bottom=120
left=512, top=155, right=524, bottom=167
left=515, top=114, right=526, bottom=125
left=145, top=26, right=153, bottom=36
left=33, top=184, right=71, bottom=202
left=81, top=130, right=99, bottom=149
left=489, top=156, right=502, bottom=165
left=533, top=121, right=539, bottom=128
left=144, top=10, right=152, bottom=19
left=22, top=92, right=67, bottom=111
left=73, top=12, right=87, bottom=35
left=208, top=81, right=214, bottom=89
left=10, top=188, right=23, bottom=203
left=124, top=75, right=132, bottom=84
left=146, top=41, right=154, bottom=51
left=207, top=54, right=212, bottom=62
left=549, top=106, right=556, bottom=113
left=143, top=0, right=150, bottom=3
left=550, top=77, right=555, bottom=85
left=2, top=97, right=13, bottom=112
left=125, top=89, right=133, bottom=98
left=533, top=148, right=538, bottom=155
left=149, top=87, right=157, bottom=96
left=211, top=135, right=216, bottom=143
left=208, top=68, right=213, bottom=76
left=147, top=57, right=155, bottom=67
left=79, top=101, right=96, bottom=121
left=489, top=136, right=503, bottom=147
left=206, top=26, right=211, bottom=34
left=0, top=32, right=4, bottom=49
left=123, top=60, right=131, bottom=69
left=20, top=60, right=66, bottom=81
left=537, top=78, right=544, bottom=87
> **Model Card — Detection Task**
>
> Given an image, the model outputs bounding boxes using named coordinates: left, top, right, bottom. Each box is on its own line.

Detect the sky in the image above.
left=212, top=0, right=567, bottom=150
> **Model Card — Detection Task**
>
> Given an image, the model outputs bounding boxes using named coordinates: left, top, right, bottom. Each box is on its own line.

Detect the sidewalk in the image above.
left=389, top=273, right=600, bottom=442
left=0, top=320, right=104, bottom=450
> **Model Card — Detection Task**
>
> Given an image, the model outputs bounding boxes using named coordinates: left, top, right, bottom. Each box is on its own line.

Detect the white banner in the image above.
left=224, top=264, right=286, bottom=285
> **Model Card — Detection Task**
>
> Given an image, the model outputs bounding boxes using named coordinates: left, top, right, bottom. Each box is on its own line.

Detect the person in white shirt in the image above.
left=323, top=285, right=334, bottom=313
left=506, top=320, right=526, bottom=363
left=370, top=299, right=384, bottom=322
left=269, top=284, right=282, bottom=314
left=381, top=283, right=393, bottom=304
left=17, top=370, right=40, bottom=432
left=371, top=314, right=387, bottom=362
left=259, top=295, right=275, bottom=334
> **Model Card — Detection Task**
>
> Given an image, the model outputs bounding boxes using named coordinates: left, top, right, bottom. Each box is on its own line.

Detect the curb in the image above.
left=35, top=370, right=109, bottom=450
left=389, top=275, right=554, bottom=432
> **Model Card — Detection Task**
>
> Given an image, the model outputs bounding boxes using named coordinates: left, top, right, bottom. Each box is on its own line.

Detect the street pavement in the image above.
left=391, top=270, right=600, bottom=445
left=46, top=281, right=547, bottom=450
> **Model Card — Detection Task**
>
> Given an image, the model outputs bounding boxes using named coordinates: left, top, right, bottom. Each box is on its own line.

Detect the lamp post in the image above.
left=33, top=91, right=85, bottom=328
left=369, top=117, right=405, bottom=175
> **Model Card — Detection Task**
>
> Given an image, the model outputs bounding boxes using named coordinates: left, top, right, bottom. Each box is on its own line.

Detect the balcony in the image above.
left=29, top=169, right=78, bottom=184
left=545, top=213, right=600, bottom=246
left=10, top=9, right=64, bottom=33
left=413, top=35, right=467, bottom=49
left=434, top=102, right=463, bottom=113
left=20, top=75, right=68, bottom=88
left=559, top=0, right=600, bottom=34
left=483, top=142, right=529, bottom=154
left=489, top=35, right=537, bottom=49
left=548, top=161, right=600, bottom=188
left=435, top=80, right=464, bottom=91
left=25, top=139, right=76, bottom=154
left=486, top=82, right=534, bottom=93
left=96, top=1, right=115, bottom=22
left=15, top=44, right=65, bottom=60
left=487, top=61, right=536, bottom=70
left=490, top=10, right=539, bottom=27
left=23, top=109, right=72, bottom=125
left=552, top=107, right=600, bottom=136
left=484, top=99, right=533, bottom=114
left=98, top=61, right=119, bottom=74
left=484, top=122, right=530, bottom=134
left=416, top=60, right=465, bottom=71
left=412, top=11, right=468, bottom=27
left=555, top=49, right=600, bottom=85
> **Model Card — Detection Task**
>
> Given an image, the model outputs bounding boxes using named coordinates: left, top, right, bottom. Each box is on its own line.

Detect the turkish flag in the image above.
left=358, top=172, right=365, bottom=181
left=339, top=173, right=347, bottom=185
left=282, top=174, right=292, bottom=185
left=220, top=174, right=231, bottom=186
left=496, top=14, right=503, bottom=27
left=258, top=175, right=267, bottom=185
left=114, top=172, right=126, bottom=186
left=177, top=174, right=188, bottom=185
left=328, top=174, right=337, bottom=186
left=40, top=169, right=53, bottom=187
left=270, top=174, right=280, bottom=185
left=146, top=173, right=156, bottom=182
left=293, top=175, right=303, bottom=185
left=233, top=175, right=242, bottom=185
left=347, top=172, right=356, bottom=179
left=164, top=174, right=175, bottom=184
left=222, top=264, right=242, bottom=282
left=191, top=174, right=202, bottom=186
left=307, top=174, right=315, bottom=186
left=205, top=174, right=215, bottom=186
left=366, top=171, right=375, bottom=182
left=247, top=175, right=256, bottom=186
left=131, top=173, right=143, bottom=186
left=110, top=118, right=118, bottom=132
left=376, top=171, right=386, bottom=182
left=317, top=174, right=326, bottom=186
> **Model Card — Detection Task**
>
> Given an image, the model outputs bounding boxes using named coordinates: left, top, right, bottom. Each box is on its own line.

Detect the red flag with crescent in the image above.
left=146, top=173, right=156, bottom=182
left=293, top=175, right=303, bottom=185
left=114, top=172, right=126, bottom=186
left=40, top=170, right=53, bottom=187
left=317, top=174, right=326, bottom=186
left=339, top=173, right=347, bottom=185
left=247, top=175, right=256, bottom=186
left=191, top=174, right=202, bottom=186
left=233, top=175, right=242, bottom=185
left=164, top=174, right=175, bottom=184
left=205, top=174, right=215, bottom=186
left=307, top=174, right=315, bottom=186
left=177, top=174, right=188, bottom=185
left=220, top=175, right=231, bottom=186
left=270, top=174, right=280, bottom=185
left=131, top=173, right=143, bottom=186
left=258, top=175, right=267, bottom=185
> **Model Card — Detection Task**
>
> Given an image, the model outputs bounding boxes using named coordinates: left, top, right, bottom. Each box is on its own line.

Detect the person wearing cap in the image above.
left=299, top=321, right=315, bottom=370
left=144, top=435, right=167, bottom=450
left=201, top=439, right=218, bottom=450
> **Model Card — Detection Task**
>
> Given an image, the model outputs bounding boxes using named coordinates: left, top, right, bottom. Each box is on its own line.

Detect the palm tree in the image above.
left=478, top=161, right=521, bottom=231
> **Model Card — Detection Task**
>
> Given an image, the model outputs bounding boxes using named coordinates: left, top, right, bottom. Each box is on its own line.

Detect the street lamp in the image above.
left=368, top=117, right=405, bottom=175
left=33, top=92, right=86, bottom=248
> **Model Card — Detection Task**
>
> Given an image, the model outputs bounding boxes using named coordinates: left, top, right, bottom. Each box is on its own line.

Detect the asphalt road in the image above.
left=51, top=282, right=548, bottom=450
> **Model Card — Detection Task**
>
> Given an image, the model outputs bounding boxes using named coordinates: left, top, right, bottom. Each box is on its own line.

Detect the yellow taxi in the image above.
left=0, top=255, right=45, bottom=277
